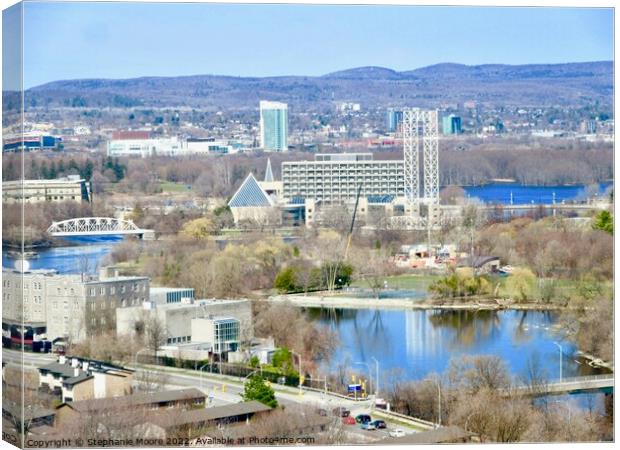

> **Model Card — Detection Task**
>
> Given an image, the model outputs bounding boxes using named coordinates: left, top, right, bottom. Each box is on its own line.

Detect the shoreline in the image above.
left=266, top=294, right=567, bottom=311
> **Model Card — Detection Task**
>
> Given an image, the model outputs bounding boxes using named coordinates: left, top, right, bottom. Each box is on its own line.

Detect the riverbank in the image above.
left=267, top=294, right=567, bottom=311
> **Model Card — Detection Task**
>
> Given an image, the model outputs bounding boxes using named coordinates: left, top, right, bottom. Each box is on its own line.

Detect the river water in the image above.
left=463, top=182, right=612, bottom=205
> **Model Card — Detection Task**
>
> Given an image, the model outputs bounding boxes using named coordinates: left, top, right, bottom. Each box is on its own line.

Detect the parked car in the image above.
left=361, top=422, right=377, bottom=431
left=370, top=420, right=387, bottom=429
left=342, top=416, right=357, bottom=425
left=389, top=429, right=405, bottom=438
left=355, top=414, right=372, bottom=424
left=333, top=407, right=351, bottom=417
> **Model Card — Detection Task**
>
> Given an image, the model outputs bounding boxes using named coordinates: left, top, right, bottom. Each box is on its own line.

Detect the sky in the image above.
left=7, top=2, right=615, bottom=89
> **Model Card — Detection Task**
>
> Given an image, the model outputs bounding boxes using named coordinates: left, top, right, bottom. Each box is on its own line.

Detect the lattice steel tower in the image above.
left=402, top=108, right=439, bottom=205
left=402, top=108, right=420, bottom=204
left=421, top=109, right=439, bottom=204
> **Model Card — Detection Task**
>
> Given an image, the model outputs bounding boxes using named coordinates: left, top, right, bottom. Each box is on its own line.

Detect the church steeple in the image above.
left=264, top=158, right=274, bottom=182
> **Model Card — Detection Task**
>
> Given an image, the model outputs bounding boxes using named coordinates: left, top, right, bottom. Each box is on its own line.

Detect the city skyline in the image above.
left=4, top=2, right=613, bottom=89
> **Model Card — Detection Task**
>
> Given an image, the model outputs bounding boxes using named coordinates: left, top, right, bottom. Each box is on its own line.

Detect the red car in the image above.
left=342, top=416, right=357, bottom=425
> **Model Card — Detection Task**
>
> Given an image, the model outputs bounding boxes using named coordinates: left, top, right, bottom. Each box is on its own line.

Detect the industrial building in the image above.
left=2, top=175, right=92, bottom=204
left=259, top=100, right=288, bottom=151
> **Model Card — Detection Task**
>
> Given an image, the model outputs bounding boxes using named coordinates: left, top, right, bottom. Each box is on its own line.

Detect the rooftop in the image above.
left=228, top=173, right=274, bottom=208
left=147, top=400, right=272, bottom=429
left=58, top=388, right=205, bottom=413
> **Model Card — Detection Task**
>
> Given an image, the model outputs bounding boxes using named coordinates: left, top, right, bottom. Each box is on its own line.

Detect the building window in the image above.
left=90, top=288, right=96, bottom=296
left=100, top=287, right=106, bottom=296
left=110, top=287, right=115, bottom=295
left=121, top=286, right=126, bottom=293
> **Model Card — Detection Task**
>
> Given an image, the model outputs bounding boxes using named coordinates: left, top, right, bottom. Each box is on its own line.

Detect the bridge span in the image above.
left=511, top=374, right=614, bottom=396
left=47, top=217, right=155, bottom=239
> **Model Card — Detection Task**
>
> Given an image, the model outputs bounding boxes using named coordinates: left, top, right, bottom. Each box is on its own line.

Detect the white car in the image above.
left=389, top=429, right=405, bottom=438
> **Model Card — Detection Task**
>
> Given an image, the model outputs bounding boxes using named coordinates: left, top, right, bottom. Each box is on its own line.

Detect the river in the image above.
left=463, top=182, right=612, bottom=205
left=307, top=306, right=608, bottom=410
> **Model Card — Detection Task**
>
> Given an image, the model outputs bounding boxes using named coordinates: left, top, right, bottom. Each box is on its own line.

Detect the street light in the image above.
left=199, top=363, right=210, bottom=390
left=553, top=341, right=563, bottom=382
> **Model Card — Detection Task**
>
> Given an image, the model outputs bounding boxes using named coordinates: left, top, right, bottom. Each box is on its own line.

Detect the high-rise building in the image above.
left=387, top=109, right=404, bottom=132
left=281, top=153, right=404, bottom=203
left=442, top=114, right=462, bottom=135
left=259, top=101, right=288, bottom=151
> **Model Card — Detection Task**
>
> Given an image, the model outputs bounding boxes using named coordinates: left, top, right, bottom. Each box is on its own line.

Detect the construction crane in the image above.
left=329, top=184, right=363, bottom=292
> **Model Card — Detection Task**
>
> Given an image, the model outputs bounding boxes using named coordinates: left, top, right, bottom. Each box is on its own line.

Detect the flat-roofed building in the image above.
left=150, top=287, right=195, bottom=305
left=282, top=153, right=404, bottom=203
left=259, top=100, right=288, bottom=151
left=107, top=136, right=184, bottom=157
left=116, top=298, right=252, bottom=359
left=2, top=175, right=91, bottom=204
left=2, top=267, right=149, bottom=346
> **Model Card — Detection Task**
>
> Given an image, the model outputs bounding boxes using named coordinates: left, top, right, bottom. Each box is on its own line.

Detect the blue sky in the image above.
left=15, top=2, right=615, bottom=89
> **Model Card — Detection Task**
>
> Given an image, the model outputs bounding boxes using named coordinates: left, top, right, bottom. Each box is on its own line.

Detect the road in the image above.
left=2, top=349, right=423, bottom=440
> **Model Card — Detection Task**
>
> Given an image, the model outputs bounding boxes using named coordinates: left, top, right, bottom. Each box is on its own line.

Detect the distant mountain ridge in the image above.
left=24, top=61, right=613, bottom=110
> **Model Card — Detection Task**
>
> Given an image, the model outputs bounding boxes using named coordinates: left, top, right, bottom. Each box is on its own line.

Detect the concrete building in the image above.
left=3, top=132, right=60, bottom=152
left=259, top=100, right=288, bottom=151
left=185, top=138, right=234, bottom=154
left=150, top=287, right=195, bottom=305
left=107, top=135, right=184, bottom=157
left=2, top=175, right=92, bottom=204
left=282, top=153, right=404, bottom=203
left=2, top=267, right=149, bottom=346
left=38, top=355, right=134, bottom=403
left=116, top=298, right=252, bottom=360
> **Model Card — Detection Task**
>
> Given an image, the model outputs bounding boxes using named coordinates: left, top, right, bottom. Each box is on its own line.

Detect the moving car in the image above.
left=370, top=419, right=387, bottom=429
left=342, top=416, right=357, bottom=425
left=389, top=429, right=405, bottom=438
left=355, top=414, right=372, bottom=424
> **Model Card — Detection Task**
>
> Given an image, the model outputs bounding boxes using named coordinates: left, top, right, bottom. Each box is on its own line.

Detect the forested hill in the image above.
left=24, top=61, right=612, bottom=110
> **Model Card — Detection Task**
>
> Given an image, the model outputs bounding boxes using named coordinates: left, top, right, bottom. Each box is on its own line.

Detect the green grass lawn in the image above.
left=350, top=273, right=441, bottom=291
left=160, top=181, right=192, bottom=193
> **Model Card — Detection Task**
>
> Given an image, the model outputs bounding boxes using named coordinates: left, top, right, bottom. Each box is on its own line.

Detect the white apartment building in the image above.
left=281, top=153, right=405, bottom=203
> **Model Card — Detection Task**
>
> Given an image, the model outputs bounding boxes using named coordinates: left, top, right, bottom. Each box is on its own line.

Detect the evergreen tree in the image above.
left=241, top=375, right=278, bottom=408
left=593, top=210, right=613, bottom=234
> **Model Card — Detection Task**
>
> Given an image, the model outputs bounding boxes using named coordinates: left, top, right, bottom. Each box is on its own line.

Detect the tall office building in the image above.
left=259, top=101, right=288, bottom=151
left=387, top=109, right=404, bottom=132
left=442, top=114, right=462, bottom=135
